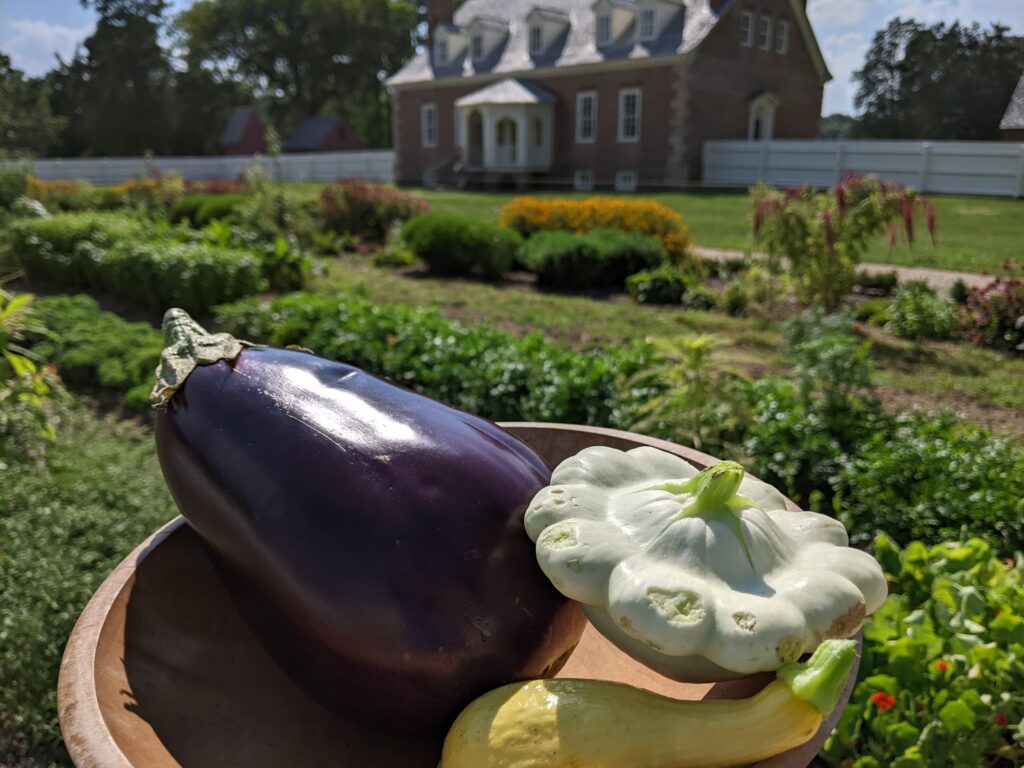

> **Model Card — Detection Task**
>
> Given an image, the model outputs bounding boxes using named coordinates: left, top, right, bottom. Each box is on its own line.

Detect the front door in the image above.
left=495, top=117, right=517, bottom=167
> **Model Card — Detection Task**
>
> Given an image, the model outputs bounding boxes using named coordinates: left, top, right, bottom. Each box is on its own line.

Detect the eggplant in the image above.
left=151, top=310, right=585, bottom=734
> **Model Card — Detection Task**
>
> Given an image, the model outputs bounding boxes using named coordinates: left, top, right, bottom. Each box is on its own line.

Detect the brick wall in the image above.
left=684, top=0, right=824, bottom=178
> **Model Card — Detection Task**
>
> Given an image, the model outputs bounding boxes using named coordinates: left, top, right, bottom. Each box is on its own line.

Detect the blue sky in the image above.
left=2, top=0, right=1022, bottom=115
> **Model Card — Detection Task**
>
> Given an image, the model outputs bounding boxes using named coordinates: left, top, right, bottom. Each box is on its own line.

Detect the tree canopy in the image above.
left=175, top=0, right=418, bottom=148
left=0, top=53, right=65, bottom=156
left=853, top=19, right=1024, bottom=140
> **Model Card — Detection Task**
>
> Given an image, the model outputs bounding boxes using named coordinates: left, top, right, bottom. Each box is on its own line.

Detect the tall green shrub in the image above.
left=402, top=212, right=522, bottom=280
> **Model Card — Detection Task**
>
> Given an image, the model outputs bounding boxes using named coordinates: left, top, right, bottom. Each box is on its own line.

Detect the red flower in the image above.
left=935, top=660, right=950, bottom=673
left=870, top=692, right=897, bottom=711
left=994, top=712, right=1010, bottom=727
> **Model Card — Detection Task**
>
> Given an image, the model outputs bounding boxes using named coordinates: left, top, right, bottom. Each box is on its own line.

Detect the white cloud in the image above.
left=820, top=32, right=872, bottom=115
left=2, top=18, right=93, bottom=76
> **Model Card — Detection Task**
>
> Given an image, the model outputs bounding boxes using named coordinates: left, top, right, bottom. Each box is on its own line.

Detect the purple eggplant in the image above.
left=151, top=310, right=585, bottom=734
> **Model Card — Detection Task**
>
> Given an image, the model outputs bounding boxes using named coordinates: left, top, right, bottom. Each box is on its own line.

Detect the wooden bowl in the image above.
left=58, top=422, right=861, bottom=768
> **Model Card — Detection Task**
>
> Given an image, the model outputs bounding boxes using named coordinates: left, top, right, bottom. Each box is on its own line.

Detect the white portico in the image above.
left=454, top=78, right=555, bottom=173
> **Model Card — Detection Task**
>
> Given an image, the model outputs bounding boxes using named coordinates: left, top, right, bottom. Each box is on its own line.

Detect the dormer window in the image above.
left=596, top=15, right=612, bottom=46
left=437, top=38, right=449, bottom=65
left=639, top=9, right=656, bottom=41
left=471, top=33, right=484, bottom=60
left=529, top=25, right=543, bottom=54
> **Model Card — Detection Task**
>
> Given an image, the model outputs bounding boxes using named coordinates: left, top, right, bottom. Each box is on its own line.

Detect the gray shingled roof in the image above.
left=387, top=0, right=716, bottom=86
left=455, top=78, right=556, bottom=106
left=1000, top=73, right=1024, bottom=130
left=284, top=116, right=342, bottom=151
left=220, top=107, right=254, bottom=145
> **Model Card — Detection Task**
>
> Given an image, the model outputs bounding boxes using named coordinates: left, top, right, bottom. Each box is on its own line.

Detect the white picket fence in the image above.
left=703, top=140, right=1024, bottom=198
left=16, top=150, right=395, bottom=184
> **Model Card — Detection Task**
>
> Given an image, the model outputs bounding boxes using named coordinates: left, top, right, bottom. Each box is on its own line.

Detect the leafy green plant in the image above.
left=26, top=294, right=163, bottom=412
left=752, top=175, right=934, bottom=312
left=835, top=412, right=1024, bottom=552
left=213, top=291, right=657, bottom=428
left=170, top=193, right=250, bottom=226
left=822, top=535, right=1024, bottom=767
left=0, top=158, right=30, bottom=209
left=0, top=405, right=177, bottom=764
left=628, top=335, right=750, bottom=453
left=0, top=287, right=60, bottom=458
left=372, top=239, right=418, bottom=268
left=234, top=166, right=318, bottom=243
left=856, top=298, right=891, bottom=325
left=402, top=212, right=522, bottom=280
left=885, top=281, right=959, bottom=341
left=626, top=265, right=686, bottom=304
left=717, top=264, right=781, bottom=317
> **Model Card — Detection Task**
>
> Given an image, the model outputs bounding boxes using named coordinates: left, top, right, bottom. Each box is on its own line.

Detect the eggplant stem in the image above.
left=150, top=308, right=253, bottom=408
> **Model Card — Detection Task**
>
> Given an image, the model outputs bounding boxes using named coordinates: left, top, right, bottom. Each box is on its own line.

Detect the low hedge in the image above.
left=523, top=228, right=664, bottom=289
left=402, top=212, right=522, bottom=280
left=213, top=291, right=657, bottom=426
left=7, top=213, right=268, bottom=314
left=28, top=295, right=163, bottom=412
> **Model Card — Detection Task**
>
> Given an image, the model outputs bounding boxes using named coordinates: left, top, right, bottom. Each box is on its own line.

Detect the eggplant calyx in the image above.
left=150, top=308, right=254, bottom=408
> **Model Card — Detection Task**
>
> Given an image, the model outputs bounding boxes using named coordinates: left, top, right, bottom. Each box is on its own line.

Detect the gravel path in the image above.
left=695, top=246, right=990, bottom=292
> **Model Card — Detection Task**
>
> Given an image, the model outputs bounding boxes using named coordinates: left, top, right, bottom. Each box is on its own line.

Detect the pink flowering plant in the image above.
left=959, top=263, right=1024, bottom=354
left=751, top=174, right=935, bottom=312
left=822, top=535, right=1024, bottom=767
left=319, top=181, right=428, bottom=243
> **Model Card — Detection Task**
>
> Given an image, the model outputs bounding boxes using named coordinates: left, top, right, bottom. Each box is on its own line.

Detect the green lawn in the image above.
left=314, top=258, right=1024, bottom=436
left=414, top=189, right=1024, bottom=275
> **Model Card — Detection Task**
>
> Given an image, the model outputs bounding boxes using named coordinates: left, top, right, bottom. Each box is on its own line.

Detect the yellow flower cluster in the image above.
left=499, top=196, right=691, bottom=263
left=26, top=176, right=79, bottom=201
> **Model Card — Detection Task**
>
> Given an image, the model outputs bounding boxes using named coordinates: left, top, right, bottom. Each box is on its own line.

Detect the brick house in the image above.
left=1000, top=73, right=1024, bottom=141
left=386, top=0, right=830, bottom=188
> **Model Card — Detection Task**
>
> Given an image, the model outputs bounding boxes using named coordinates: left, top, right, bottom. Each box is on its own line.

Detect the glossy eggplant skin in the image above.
left=154, top=347, right=585, bottom=734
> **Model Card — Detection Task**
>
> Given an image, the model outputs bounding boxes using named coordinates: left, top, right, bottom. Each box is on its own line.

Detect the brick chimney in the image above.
left=427, top=0, right=454, bottom=47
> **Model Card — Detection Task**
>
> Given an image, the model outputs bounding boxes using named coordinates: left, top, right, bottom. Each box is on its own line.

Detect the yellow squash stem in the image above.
left=441, top=639, right=856, bottom=768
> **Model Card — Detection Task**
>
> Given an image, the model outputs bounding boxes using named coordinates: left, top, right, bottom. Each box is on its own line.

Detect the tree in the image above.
left=819, top=114, right=856, bottom=140
left=176, top=0, right=418, bottom=148
left=0, top=52, right=65, bottom=156
left=853, top=18, right=1024, bottom=140
left=48, top=0, right=176, bottom=155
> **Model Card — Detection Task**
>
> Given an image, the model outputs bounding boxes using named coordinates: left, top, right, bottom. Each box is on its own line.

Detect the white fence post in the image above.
left=919, top=142, right=931, bottom=192
left=1015, top=145, right=1024, bottom=199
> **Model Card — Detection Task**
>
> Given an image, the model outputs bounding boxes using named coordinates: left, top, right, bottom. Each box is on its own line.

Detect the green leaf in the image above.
left=938, top=699, right=976, bottom=734
left=886, top=721, right=922, bottom=753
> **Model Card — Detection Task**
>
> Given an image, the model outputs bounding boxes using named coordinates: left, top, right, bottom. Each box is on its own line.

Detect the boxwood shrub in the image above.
left=627, top=265, right=687, bottom=304
left=7, top=213, right=267, bottom=314
left=170, top=193, right=250, bottom=226
left=402, top=212, right=522, bottom=280
left=524, top=228, right=664, bottom=289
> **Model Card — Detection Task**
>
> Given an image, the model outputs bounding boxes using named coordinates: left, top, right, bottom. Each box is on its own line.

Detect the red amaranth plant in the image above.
left=959, top=262, right=1024, bottom=353
left=320, top=181, right=429, bottom=243
left=751, top=174, right=936, bottom=312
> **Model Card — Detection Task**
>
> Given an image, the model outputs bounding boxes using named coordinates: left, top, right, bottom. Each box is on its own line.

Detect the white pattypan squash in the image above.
left=524, top=446, right=888, bottom=682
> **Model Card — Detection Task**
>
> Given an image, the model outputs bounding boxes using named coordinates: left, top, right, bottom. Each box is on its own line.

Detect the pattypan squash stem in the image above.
left=776, top=639, right=857, bottom=716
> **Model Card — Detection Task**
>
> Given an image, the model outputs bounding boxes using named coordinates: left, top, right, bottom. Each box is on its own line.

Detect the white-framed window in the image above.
left=421, top=103, right=438, bottom=148
left=618, top=87, right=642, bottom=143
left=471, top=33, right=484, bottom=60
left=739, top=11, right=754, bottom=47
left=437, top=38, right=449, bottom=65
left=576, top=90, right=597, bottom=143
left=639, top=9, right=656, bottom=41
left=574, top=170, right=595, bottom=191
left=529, top=25, right=543, bottom=54
left=775, top=19, right=790, bottom=54
left=596, top=14, right=612, bottom=46
left=758, top=15, right=772, bottom=51
left=615, top=170, right=638, bottom=192
left=748, top=93, right=778, bottom=141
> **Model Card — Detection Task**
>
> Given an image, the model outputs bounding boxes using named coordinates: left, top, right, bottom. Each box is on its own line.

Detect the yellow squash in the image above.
left=441, top=639, right=855, bottom=768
